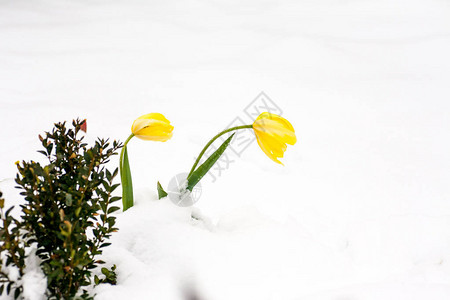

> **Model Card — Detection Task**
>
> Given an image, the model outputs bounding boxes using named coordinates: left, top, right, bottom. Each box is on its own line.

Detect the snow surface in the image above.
left=1, top=0, right=450, bottom=299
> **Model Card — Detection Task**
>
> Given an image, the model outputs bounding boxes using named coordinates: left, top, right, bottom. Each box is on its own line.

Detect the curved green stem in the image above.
left=188, top=124, right=253, bottom=177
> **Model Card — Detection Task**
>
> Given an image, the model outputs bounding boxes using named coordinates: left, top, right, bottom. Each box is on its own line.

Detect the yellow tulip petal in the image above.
left=256, top=134, right=282, bottom=164
left=134, top=124, right=174, bottom=141
left=254, top=116, right=296, bottom=142
left=130, top=113, right=174, bottom=142
left=252, top=112, right=296, bottom=165
left=257, top=130, right=287, bottom=158
left=132, top=116, right=168, bottom=133
left=137, top=113, right=169, bottom=122
left=254, top=122, right=296, bottom=145
left=263, top=112, right=295, bottom=132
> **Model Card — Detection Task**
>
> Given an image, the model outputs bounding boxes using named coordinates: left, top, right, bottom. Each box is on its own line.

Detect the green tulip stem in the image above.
left=188, top=124, right=253, bottom=177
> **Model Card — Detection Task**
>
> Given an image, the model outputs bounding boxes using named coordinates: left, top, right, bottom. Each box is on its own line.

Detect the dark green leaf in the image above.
left=107, top=207, right=120, bottom=214
left=110, top=197, right=121, bottom=202
left=121, top=146, right=134, bottom=211
left=186, top=133, right=235, bottom=191
left=37, top=150, right=47, bottom=156
left=100, top=243, right=112, bottom=248
left=157, top=181, right=168, bottom=199
left=110, top=183, right=120, bottom=192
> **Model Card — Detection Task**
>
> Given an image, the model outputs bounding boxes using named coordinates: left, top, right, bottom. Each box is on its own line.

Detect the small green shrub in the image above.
left=0, top=119, right=122, bottom=299
left=0, top=190, right=26, bottom=299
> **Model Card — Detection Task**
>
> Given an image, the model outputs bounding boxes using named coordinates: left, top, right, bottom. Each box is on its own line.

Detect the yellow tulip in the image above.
left=183, top=111, right=296, bottom=200
left=121, top=112, right=173, bottom=211
left=252, top=112, right=296, bottom=164
left=131, top=113, right=173, bottom=141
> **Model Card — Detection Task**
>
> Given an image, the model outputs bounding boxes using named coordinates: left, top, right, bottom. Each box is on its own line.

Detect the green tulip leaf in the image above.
left=186, top=133, right=235, bottom=191
left=157, top=181, right=168, bottom=199
left=121, top=146, right=134, bottom=211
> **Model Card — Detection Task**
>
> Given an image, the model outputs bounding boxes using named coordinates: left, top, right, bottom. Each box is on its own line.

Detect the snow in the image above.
left=1, top=0, right=450, bottom=299
left=21, top=251, right=46, bottom=300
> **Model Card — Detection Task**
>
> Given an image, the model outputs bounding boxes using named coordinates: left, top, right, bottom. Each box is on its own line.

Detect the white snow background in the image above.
left=1, top=0, right=450, bottom=299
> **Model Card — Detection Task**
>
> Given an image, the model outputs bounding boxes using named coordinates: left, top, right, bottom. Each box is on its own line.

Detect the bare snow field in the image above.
left=1, top=0, right=450, bottom=299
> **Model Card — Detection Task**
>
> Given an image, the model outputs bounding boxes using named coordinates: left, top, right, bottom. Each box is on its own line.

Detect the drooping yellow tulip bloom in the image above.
left=181, top=111, right=296, bottom=202
left=252, top=112, right=296, bottom=164
left=131, top=113, right=174, bottom=141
